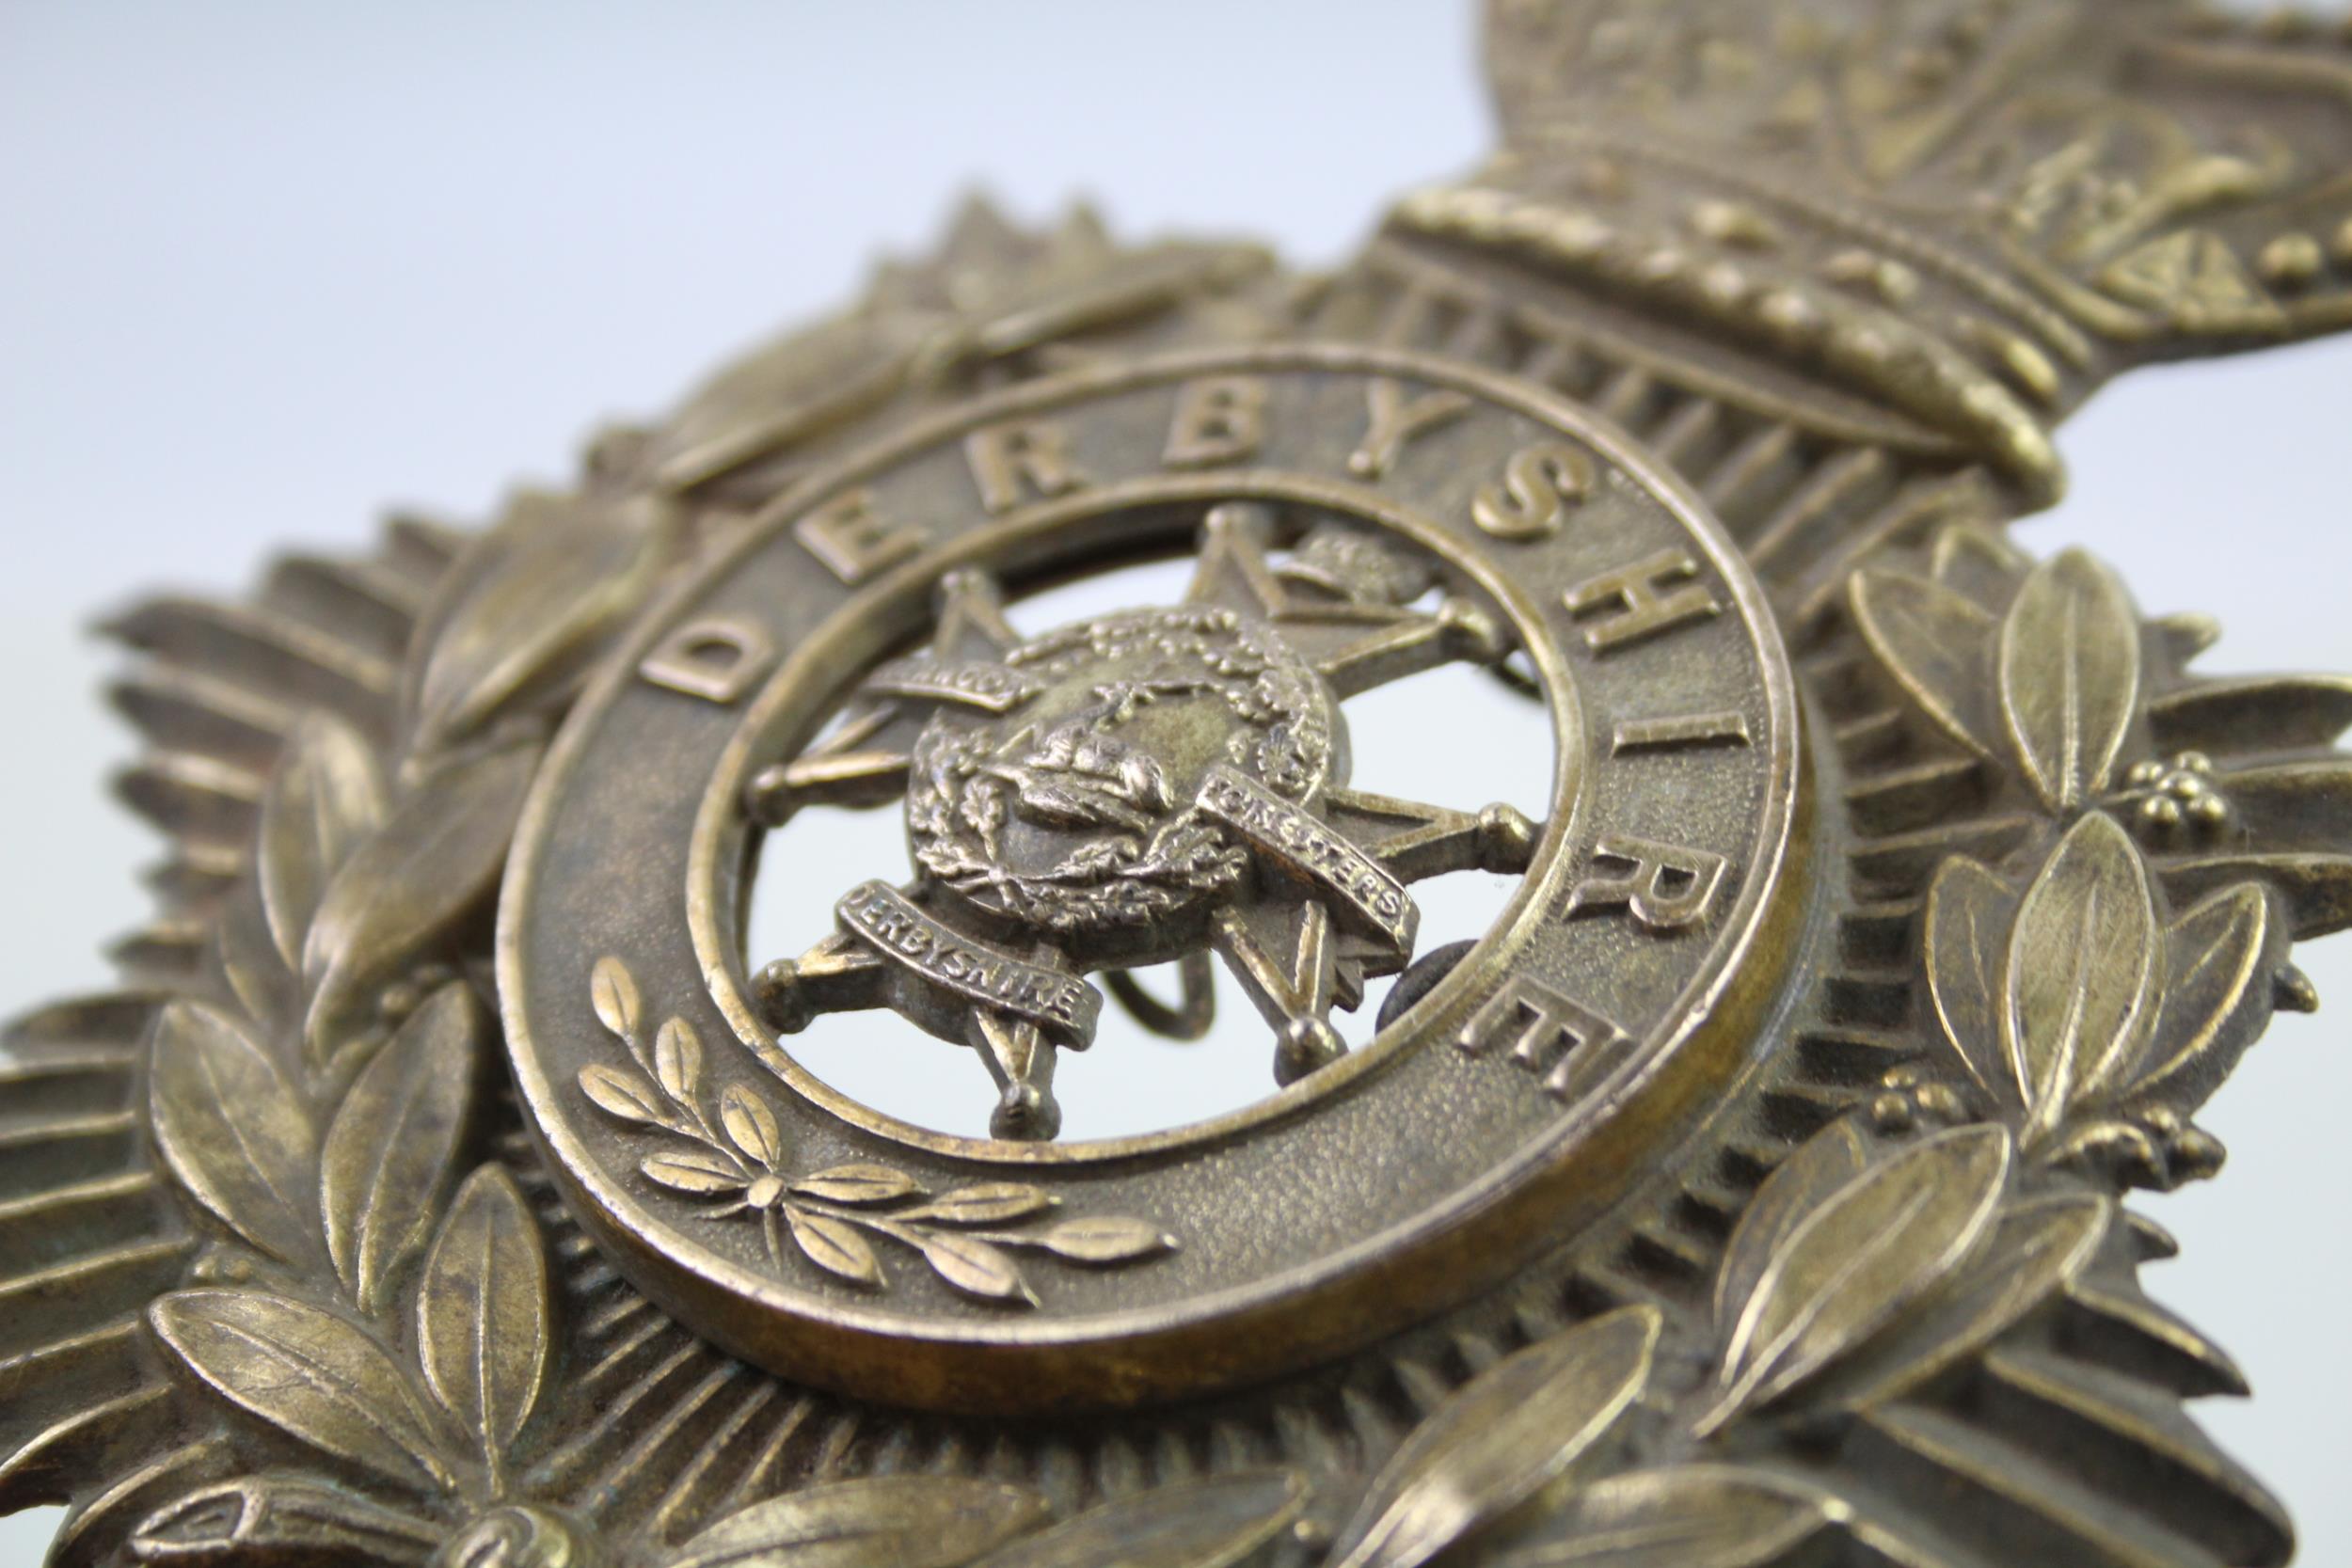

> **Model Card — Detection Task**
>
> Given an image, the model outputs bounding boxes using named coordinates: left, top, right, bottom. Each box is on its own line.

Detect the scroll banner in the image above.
left=835, top=880, right=1102, bottom=1046
left=861, top=657, right=1041, bottom=714
left=1195, top=766, right=1419, bottom=954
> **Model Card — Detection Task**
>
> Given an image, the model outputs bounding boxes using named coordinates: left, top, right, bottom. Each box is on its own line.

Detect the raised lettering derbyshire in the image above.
left=835, top=881, right=1102, bottom=1047
left=638, top=616, right=777, bottom=705
left=1564, top=549, right=1723, bottom=654
left=794, top=486, right=923, bottom=584
left=967, top=420, right=1089, bottom=514
left=1456, top=975, right=1630, bottom=1101
left=1164, top=375, right=1269, bottom=468
left=736, top=356, right=1791, bottom=1148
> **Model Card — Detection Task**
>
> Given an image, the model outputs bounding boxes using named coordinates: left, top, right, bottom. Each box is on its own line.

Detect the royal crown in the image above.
left=1382, top=0, right=2352, bottom=498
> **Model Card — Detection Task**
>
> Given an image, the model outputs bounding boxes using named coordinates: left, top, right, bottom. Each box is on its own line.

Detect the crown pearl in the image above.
left=1756, top=289, right=1824, bottom=348
left=2331, top=217, right=2352, bottom=270
left=2259, top=233, right=2325, bottom=293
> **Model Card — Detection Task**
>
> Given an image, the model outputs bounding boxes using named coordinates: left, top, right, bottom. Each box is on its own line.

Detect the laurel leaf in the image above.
left=654, top=1019, right=704, bottom=1106
left=1488, top=1465, right=1836, bottom=1568
left=1922, top=856, right=2016, bottom=1101
left=2147, top=673, right=2352, bottom=754
left=789, top=1211, right=884, bottom=1289
left=1807, top=1192, right=2110, bottom=1412
left=1713, top=1119, right=1867, bottom=1334
left=673, top=1476, right=1051, bottom=1568
left=590, top=955, right=641, bottom=1040
left=148, top=1000, right=320, bottom=1266
left=1850, top=568, right=1998, bottom=757
left=2163, top=848, right=2352, bottom=941
left=257, top=713, right=388, bottom=974
left=2206, top=755, right=2352, bottom=842
left=580, top=1064, right=669, bottom=1128
left=1328, top=1305, right=1661, bottom=1568
left=969, top=1470, right=1306, bottom=1568
left=150, top=1290, right=454, bottom=1493
left=1928, top=519, right=2029, bottom=600
left=1705, top=1126, right=2010, bottom=1431
left=302, top=741, right=537, bottom=1066
left=655, top=309, right=918, bottom=494
left=1027, top=1214, right=1174, bottom=1265
left=790, top=1164, right=922, bottom=1206
left=2130, top=882, right=2285, bottom=1113
left=900, top=1183, right=1056, bottom=1227
left=418, top=1164, right=552, bottom=1465
left=320, top=983, right=479, bottom=1312
left=721, top=1084, right=785, bottom=1169
left=405, top=489, right=674, bottom=757
left=1997, top=548, right=2141, bottom=813
left=919, top=1232, right=1036, bottom=1306
left=2003, top=813, right=2162, bottom=1134
left=646, top=1149, right=751, bottom=1196
left=215, top=874, right=300, bottom=1040
left=129, top=1477, right=441, bottom=1565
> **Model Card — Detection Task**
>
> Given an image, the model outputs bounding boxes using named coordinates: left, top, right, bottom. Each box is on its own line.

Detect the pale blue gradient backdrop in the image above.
left=2, top=3, right=2344, bottom=1563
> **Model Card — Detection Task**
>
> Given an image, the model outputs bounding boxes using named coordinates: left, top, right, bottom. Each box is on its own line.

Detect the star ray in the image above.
left=1212, top=900, right=1349, bottom=1085
left=752, top=932, right=890, bottom=1035
left=1322, top=788, right=1540, bottom=883
left=969, top=1011, right=1061, bottom=1142
left=1181, top=501, right=1508, bottom=700
left=747, top=572, right=1025, bottom=825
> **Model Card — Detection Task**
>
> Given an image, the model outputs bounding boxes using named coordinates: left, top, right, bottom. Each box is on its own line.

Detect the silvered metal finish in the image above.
left=4, top=4, right=2350, bottom=1566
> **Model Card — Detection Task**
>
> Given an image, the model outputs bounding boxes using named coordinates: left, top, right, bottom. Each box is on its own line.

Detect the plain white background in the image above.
left=2, top=3, right=2345, bottom=1562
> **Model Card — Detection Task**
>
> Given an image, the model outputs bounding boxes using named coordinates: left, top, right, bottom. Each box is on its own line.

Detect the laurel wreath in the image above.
left=904, top=612, right=1328, bottom=931
left=125, top=492, right=666, bottom=1558
left=576, top=955, right=1170, bottom=1306
left=113, top=460, right=2317, bottom=1568
left=907, top=723, right=1248, bottom=930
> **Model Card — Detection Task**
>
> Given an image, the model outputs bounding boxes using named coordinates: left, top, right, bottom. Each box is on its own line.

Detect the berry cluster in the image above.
left=2118, top=752, right=2233, bottom=844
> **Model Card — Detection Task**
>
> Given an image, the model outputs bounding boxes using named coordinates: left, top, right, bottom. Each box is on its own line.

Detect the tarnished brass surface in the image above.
left=503, top=344, right=1802, bottom=1412
left=5, top=3, right=2351, bottom=1565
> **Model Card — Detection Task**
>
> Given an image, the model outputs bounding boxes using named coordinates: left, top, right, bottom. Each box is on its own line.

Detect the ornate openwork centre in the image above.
left=498, top=345, right=1798, bottom=1411
left=907, top=604, right=1337, bottom=940
left=747, top=507, right=1535, bottom=1140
